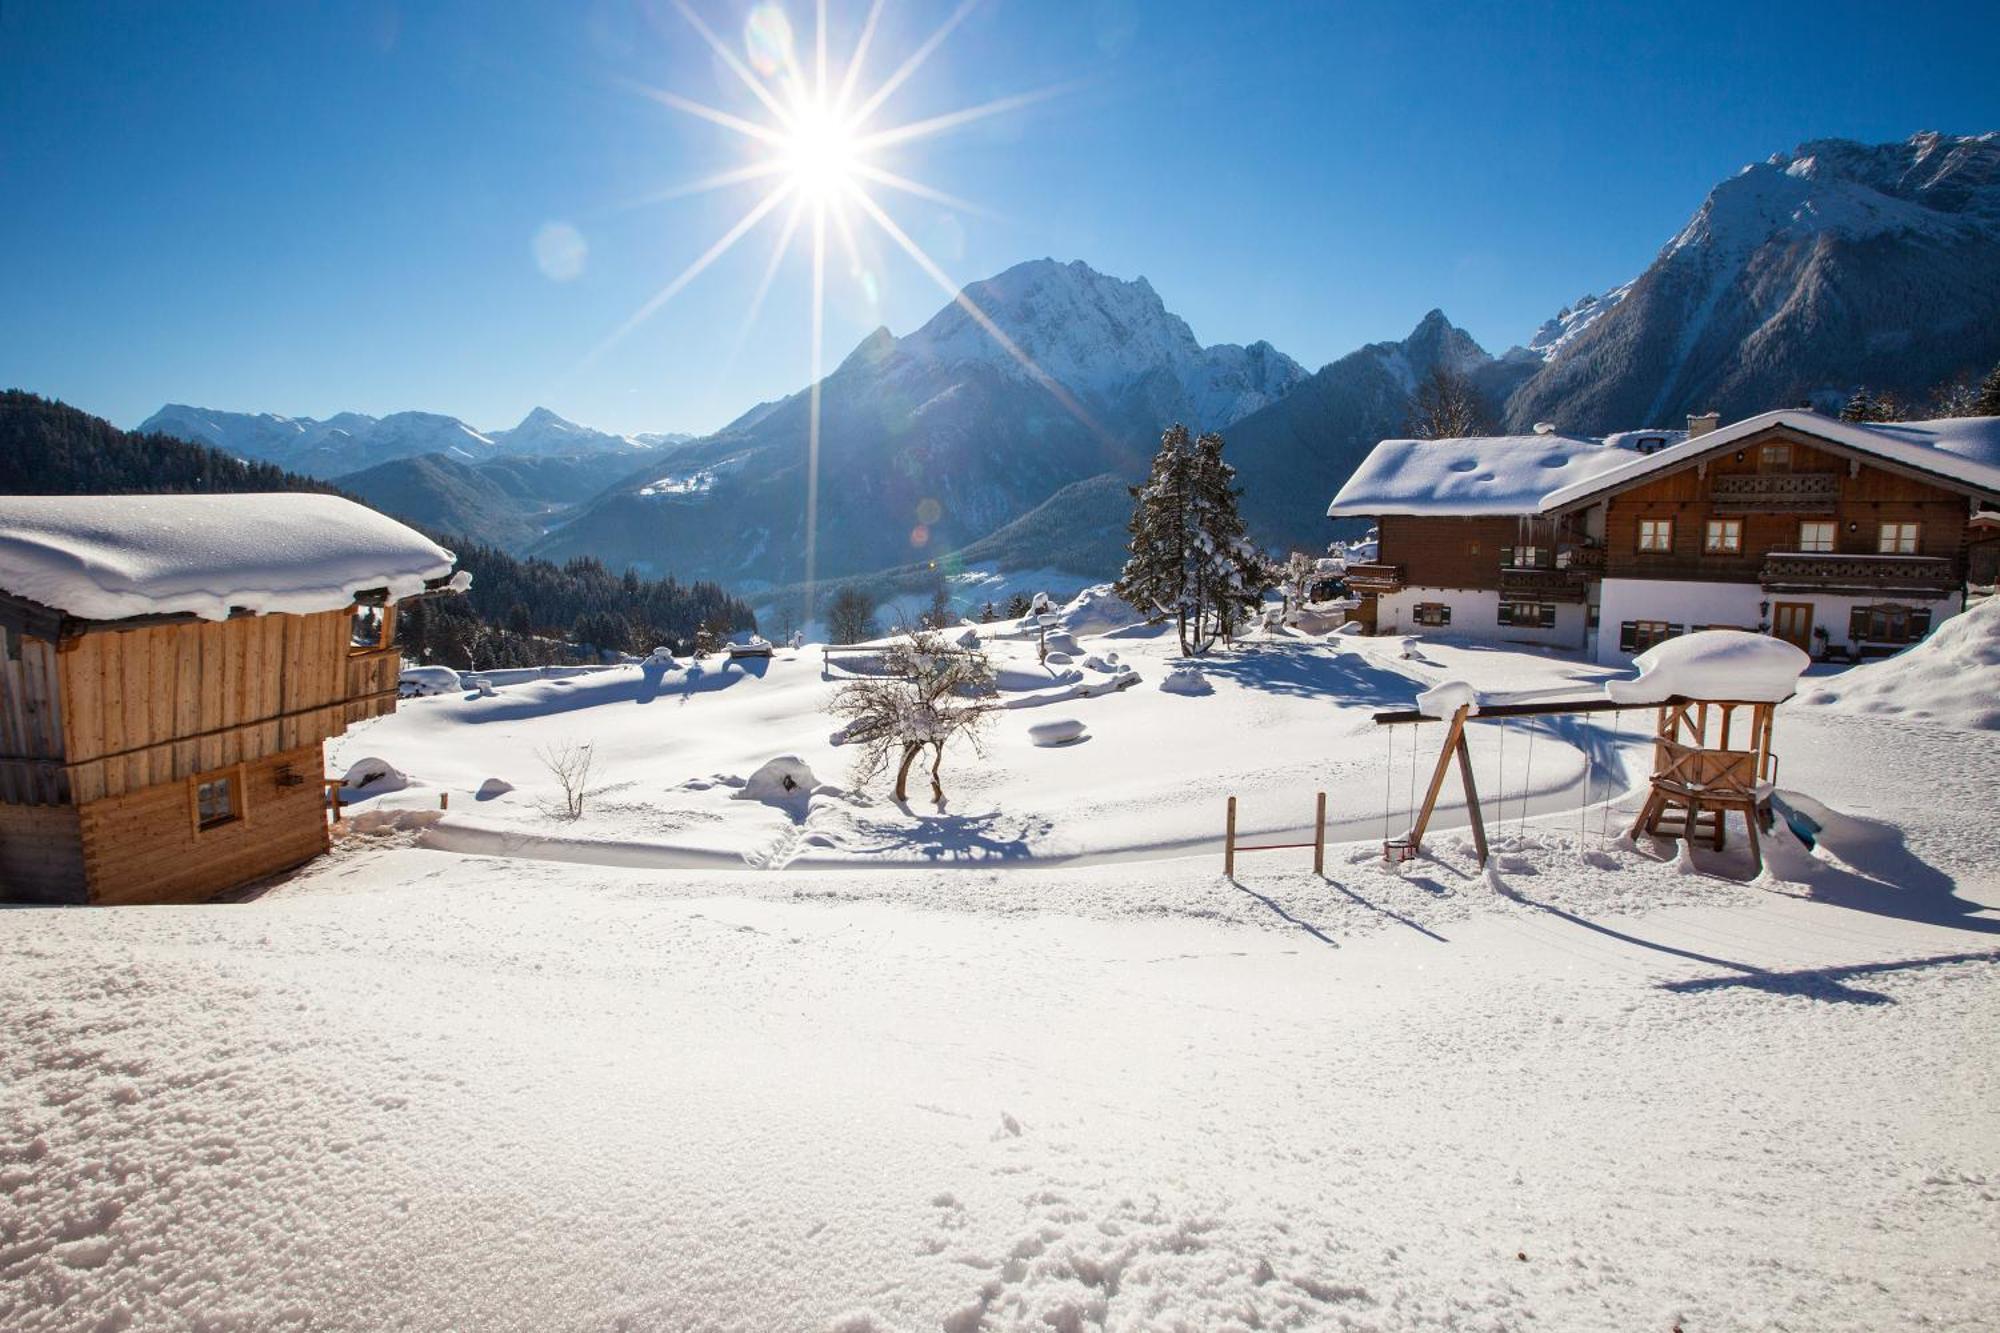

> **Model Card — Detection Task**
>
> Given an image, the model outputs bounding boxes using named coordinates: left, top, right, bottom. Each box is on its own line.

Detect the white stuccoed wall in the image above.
left=1592, top=578, right=1965, bottom=665
left=1375, top=587, right=1589, bottom=652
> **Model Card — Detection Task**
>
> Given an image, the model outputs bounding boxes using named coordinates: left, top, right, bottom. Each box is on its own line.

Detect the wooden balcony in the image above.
left=1342, top=562, right=1404, bottom=595
left=1710, top=472, right=1840, bottom=512
left=1760, top=552, right=1956, bottom=594
left=1498, top=566, right=1590, bottom=602
left=1559, top=545, right=1607, bottom=576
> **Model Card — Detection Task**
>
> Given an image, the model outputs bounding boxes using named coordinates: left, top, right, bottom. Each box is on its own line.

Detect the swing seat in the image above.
left=1382, top=837, right=1417, bottom=864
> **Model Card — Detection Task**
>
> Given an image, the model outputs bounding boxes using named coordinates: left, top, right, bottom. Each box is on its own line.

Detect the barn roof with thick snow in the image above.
left=1540, top=410, right=2000, bottom=512
left=1325, top=433, right=1643, bottom=518
left=0, top=493, right=462, bottom=623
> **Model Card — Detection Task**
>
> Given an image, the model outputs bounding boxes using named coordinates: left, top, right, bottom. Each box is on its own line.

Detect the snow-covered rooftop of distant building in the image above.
left=0, top=494, right=461, bottom=623
left=1542, top=411, right=2000, bottom=511
left=1326, top=433, right=1640, bottom=518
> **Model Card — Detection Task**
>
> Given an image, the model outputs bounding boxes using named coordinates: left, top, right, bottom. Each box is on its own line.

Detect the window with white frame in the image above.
left=1638, top=518, right=1674, bottom=553
left=1703, top=518, right=1742, bottom=554
left=1798, top=520, right=1836, bottom=553
left=1878, top=522, right=1919, bottom=554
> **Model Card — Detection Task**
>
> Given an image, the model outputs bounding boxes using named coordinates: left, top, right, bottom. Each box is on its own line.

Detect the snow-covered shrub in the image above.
left=828, top=630, right=996, bottom=804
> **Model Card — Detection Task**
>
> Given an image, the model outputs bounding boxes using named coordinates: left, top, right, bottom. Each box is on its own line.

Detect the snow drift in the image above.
left=1798, top=597, right=2000, bottom=729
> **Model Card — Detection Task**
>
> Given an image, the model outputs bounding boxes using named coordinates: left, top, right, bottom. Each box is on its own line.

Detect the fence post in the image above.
left=1224, top=795, right=1237, bottom=877
left=1313, top=790, right=1326, bottom=875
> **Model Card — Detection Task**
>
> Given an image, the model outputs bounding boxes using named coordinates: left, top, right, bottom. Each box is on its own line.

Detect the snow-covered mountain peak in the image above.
left=888, top=257, right=1304, bottom=428
left=1528, top=284, right=1633, bottom=362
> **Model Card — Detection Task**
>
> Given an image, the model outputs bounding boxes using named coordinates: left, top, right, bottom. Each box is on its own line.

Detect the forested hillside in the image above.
left=0, top=391, right=756, bottom=667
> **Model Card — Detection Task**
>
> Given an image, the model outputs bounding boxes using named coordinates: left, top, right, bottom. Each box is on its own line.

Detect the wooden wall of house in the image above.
left=1600, top=426, right=1973, bottom=583
left=78, top=742, right=329, bottom=906
left=55, top=606, right=399, bottom=804
left=0, top=803, right=86, bottom=904
left=0, top=634, right=69, bottom=804
left=1379, top=515, right=1560, bottom=589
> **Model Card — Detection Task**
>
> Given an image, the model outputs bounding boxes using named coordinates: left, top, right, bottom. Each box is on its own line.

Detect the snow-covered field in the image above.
left=5, top=605, right=1998, bottom=1332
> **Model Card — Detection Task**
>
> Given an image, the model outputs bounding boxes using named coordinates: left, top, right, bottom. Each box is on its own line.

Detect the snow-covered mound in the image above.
left=0, top=494, right=460, bottom=622
left=341, top=756, right=407, bottom=793
left=399, top=665, right=462, bottom=697
left=1159, top=666, right=1211, bottom=696
left=733, top=755, right=825, bottom=806
left=1798, top=598, right=2000, bottom=729
left=1605, top=631, right=1809, bottom=705
left=1051, top=584, right=1146, bottom=637
left=1026, top=718, right=1087, bottom=747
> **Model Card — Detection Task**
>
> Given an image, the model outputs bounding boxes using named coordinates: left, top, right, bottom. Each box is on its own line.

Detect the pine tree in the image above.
left=1004, top=592, right=1033, bottom=619
left=979, top=601, right=998, bottom=623
left=1976, top=362, right=2000, bottom=418
left=1839, top=387, right=1902, bottom=423
left=1114, top=424, right=1268, bottom=655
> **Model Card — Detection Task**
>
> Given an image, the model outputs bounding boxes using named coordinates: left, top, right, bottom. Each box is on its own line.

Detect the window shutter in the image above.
left=1500, top=545, right=1513, bottom=568
left=1911, top=609, right=1932, bottom=637
left=1619, top=622, right=1636, bottom=653
left=1497, top=603, right=1513, bottom=626
left=1439, top=606, right=1451, bottom=626
left=1849, top=607, right=1868, bottom=640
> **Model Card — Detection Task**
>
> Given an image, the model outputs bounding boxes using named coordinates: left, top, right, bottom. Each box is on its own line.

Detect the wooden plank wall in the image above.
left=0, top=802, right=86, bottom=903
left=79, top=742, right=329, bottom=905
left=0, top=636, right=69, bottom=804
left=1601, top=428, right=1973, bottom=582
left=57, top=608, right=368, bottom=803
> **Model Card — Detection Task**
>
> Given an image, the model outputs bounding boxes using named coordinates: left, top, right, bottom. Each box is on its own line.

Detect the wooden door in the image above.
left=1771, top=601, right=1814, bottom=649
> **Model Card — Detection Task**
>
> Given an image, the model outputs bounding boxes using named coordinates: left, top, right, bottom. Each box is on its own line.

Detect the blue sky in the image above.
left=4, top=0, right=1997, bottom=437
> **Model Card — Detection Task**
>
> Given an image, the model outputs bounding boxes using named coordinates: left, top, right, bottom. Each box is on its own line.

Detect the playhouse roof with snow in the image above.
left=1604, top=629, right=1811, bottom=705
left=0, top=493, right=463, bottom=624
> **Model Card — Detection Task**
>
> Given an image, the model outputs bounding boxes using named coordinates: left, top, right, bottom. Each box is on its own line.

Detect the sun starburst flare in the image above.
left=592, top=0, right=1089, bottom=626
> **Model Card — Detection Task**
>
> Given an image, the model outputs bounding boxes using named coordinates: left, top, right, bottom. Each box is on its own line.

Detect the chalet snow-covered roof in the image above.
left=1325, top=433, right=1642, bottom=518
left=1540, top=411, right=2000, bottom=512
left=0, top=493, right=462, bottom=623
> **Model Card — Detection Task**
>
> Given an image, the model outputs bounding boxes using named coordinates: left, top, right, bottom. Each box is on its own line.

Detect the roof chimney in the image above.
left=1687, top=410, right=1720, bottom=438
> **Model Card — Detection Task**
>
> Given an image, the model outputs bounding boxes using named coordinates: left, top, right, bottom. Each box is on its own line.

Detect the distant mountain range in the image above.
left=132, top=131, right=2000, bottom=599
left=136, top=402, right=686, bottom=478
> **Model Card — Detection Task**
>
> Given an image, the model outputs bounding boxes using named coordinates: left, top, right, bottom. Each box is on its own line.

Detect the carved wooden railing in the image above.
left=1499, top=566, right=1590, bottom=601
left=1760, top=552, right=1955, bottom=592
left=1709, top=472, right=1840, bottom=512
left=1342, top=562, right=1404, bottom=594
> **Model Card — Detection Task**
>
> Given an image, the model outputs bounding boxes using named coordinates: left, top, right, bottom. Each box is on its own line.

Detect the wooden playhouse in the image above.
left=0, top=494, right=462, bottom=905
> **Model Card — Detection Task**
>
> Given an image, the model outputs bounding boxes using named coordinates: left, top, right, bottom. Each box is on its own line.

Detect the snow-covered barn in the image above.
left=0, top=494, right=464, bottom=905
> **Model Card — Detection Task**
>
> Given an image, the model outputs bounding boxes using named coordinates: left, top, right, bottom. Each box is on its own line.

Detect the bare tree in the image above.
left=825, top=586, right=879, bottom=644
left=830, top=630, right=995, bottom=805
left=1406, top=366, right=1492, bottom=439
left=537, top=740, right=595, bottom=820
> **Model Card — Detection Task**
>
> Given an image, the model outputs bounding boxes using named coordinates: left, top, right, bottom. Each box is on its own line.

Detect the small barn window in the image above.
left=193, top=770, right=241, bottom=832
left=1414, top=603, right=1451, bottom=627
left=351, top=606, right=387, bottom=650
left=1759, top=442, right=1792, bottom=472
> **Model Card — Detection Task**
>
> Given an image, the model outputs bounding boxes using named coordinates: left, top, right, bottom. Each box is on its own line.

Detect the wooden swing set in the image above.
left=1368, top=691, right=1782, bottom=877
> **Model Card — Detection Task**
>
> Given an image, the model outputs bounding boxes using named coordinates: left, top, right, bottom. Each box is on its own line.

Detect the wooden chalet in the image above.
left=1330, top=410, right=2000, bottom=664
left=0, top=494, right=462, bottom=905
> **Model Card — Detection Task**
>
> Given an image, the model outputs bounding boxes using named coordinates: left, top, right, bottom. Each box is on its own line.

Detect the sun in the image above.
left=597, top=0, right=1088, bottom=626
left=779, top=101, right=863, bottom=203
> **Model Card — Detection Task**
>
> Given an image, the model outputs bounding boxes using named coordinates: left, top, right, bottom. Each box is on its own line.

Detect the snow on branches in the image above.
left=1114, top=424, right=1269, bottom=655
left=829, top=630, right=997, bottom=805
